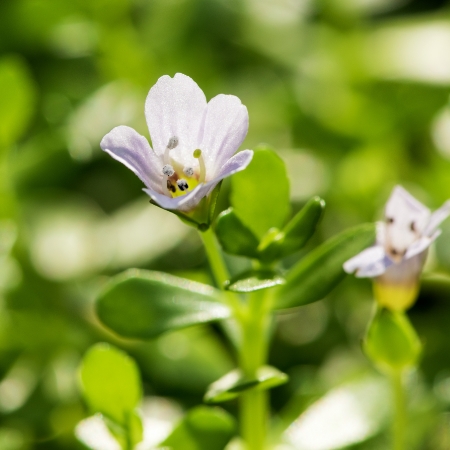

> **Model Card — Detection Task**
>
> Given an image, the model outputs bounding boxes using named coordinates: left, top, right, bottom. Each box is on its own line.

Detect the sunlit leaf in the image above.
left=225, top=269, right=285, bottom=293
left=161, top=406, right=236, bottom=450
left=204, top=366, right=288, bottom=403
left=275, top=224, right=376, bottom=309
left=259, top=196, right=325, bottom=262
left=79, top=343, right=142, bottom=431
left=231, top=146, right=290, bottom=239
left=96, top=269, right=230, bottom=339
left=215, top=208, right=259, bottom=258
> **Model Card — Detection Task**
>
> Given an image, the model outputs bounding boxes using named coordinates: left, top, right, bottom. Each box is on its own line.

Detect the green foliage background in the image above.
left=1, top=0, right=450, bottom=448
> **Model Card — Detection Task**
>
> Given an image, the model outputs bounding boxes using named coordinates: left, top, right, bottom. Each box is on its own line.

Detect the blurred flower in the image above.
left=100, top=73, right=253, bottom=213
left=344, top=185, right=450, bottom=310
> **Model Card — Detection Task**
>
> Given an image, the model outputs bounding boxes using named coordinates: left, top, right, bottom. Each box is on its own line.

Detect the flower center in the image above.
left=162, top=138, right=206, bottom=198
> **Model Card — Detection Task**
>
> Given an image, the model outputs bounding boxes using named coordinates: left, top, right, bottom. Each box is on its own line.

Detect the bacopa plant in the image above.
left=77, top=74, right=450, bottom=450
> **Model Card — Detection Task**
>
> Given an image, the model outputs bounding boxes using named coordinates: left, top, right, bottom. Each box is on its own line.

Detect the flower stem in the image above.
left=200, top=226, right=229, bottom=288
left=199, top=228, right=270, bottom=450
left=391, top=369, right=406, bottom=450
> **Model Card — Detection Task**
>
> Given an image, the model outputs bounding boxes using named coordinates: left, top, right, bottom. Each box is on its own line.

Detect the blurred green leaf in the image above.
left=275, top=224, right=376, bottom=309
left=231, top=146, right=290, bottom=239
left=79, top=343, right=143, bottom=445
left=204, top=366, right=288, bottom=403
left=0, top=55, right=36, bottom=149
left=215, top=208, right=259, bottom=258
left=161, top=406, right=236, bottom=450
left=96, top=269, right=230, bottom=339
left=259, top=196, right=326, bottom=262
left=225, top=269, right=285, bottom=293
left=364, top=308, right=422, bottom=373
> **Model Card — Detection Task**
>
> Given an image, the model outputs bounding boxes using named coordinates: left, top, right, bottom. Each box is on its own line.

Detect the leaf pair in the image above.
left=96, top=222, right=376, bottom=341
left=216, top=147, right=325, bottom=264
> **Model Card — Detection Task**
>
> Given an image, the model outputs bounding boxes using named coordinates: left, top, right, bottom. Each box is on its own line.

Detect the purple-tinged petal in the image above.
left=145, top=74, right=206, bottom=167
left=343, top=246, right=390, bottom=278
left=423, top=200, right=450, bottom=236
left=100, top=126, right=162, bottom=192
left=213, top=149, right=253, bottom=181
left=201, top=94, right=249, bottom=178
left=189, top=149, right=254, bottom=205
left=405, top=229, right=441, bottom=260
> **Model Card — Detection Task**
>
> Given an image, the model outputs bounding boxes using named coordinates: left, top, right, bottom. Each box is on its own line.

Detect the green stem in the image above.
left=200, top=227, right=230, bottom=288
left=392, top=370, right=406, bottom=450
left=199, top=228, right=270, bottom=450
left=239, top=289, right=270, bottom=450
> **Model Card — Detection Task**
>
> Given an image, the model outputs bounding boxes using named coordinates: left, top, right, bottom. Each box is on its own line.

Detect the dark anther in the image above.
left=167, top=180, right=176, bottom=193
left=177, top=179, right=189, bottom=191
left=387, top=217, right=394, bottom=224
left=410, top=222, right=416, bottom=232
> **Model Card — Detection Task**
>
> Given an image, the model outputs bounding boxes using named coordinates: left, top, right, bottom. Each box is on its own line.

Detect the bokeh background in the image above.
left=2, top=0, right=450, bottom=448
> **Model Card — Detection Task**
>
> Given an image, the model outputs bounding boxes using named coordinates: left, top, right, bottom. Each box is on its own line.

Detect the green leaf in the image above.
left=215, top=208, right=259, bottom=258
left=96, top=269, right=230, bottom=339
left=259, top=197, right=325, bottom=262
left=231, top=146, right=290, bottom=239
left=225, top=269, right=285, bottom=293
left=204, top=366, right=289, bottom=403
left=364, top=308, right=421, bottom=373
left=275, top=223, right=376, bottom=309
left=79, top=343, right=142, bottom=428
left=0, top=56, right=36, bottom=149
left=161, top=406, right=236, bottom=450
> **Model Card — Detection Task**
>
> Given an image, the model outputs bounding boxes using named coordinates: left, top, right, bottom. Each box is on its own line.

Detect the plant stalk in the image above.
left=200, top=228, right=270, bottom=450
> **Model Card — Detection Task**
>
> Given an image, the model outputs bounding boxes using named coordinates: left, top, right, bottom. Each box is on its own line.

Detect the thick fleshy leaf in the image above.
left=259, top=197, right=325, bottom=262
left=100, top=125, right=162, bottom=192
left=204, top=366, right=288, bottom=403
left=231, top=146, right=290, bottom=239
left=161, top=406, right=236, bottom=450
left=215, top=208, right=259, bottom=258
left=275, top=224, right=376, bottom=309
left=79, top=344, right=142, bottom=427
left=0, top=56, right=36, bottom=149
left=225, top=269, right=285, bottom=293
left=96, top=269, right=230, bottom=339
left=364, top=308, right=421, bottom=373
left=145, top=73, right=206, bottom=167
left=201, top=94, right=249, bottom=177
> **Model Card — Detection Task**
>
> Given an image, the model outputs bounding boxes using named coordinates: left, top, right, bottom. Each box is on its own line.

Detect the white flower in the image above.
left=100, top=73, right=253, bottom=212
left=344, top=185, right=450, bottom=280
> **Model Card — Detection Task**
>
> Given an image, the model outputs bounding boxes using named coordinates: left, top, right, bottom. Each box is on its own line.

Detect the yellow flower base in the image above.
left=373, top=282, right=419, bottom=312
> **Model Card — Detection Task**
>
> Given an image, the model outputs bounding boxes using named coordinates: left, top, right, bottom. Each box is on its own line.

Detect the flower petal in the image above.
left=343, top=246, right=391, bottom=278
left=423, top=200, right=450, bottom=236
left=405, top=230, right=441, bottom=260
left=201, top=94, right=249, bottom=178
left=100, top=125, right=162, bottom=192
left=145, top=73, right=206, bottom=166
